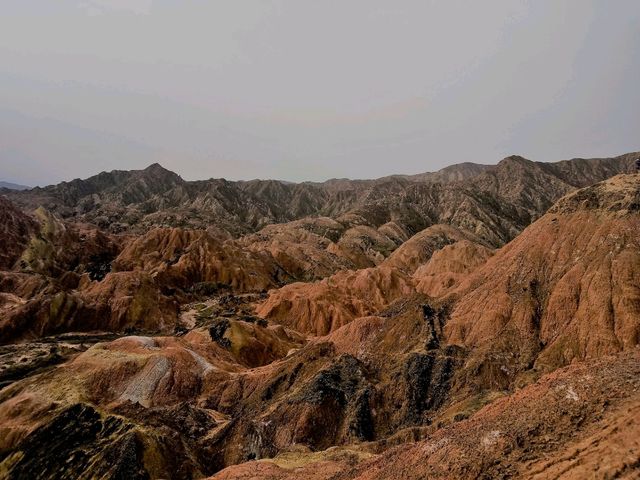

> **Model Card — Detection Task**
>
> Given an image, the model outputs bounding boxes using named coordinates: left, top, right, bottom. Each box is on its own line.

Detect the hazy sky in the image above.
left=0, top=0, right=638, bottom=186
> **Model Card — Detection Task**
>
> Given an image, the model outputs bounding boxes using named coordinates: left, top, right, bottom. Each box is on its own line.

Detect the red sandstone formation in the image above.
left=0, top=156, right=639, bottom=479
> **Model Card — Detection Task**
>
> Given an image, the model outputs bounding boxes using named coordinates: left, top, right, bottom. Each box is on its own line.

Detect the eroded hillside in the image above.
left=1, top=154, right=639, bottom=479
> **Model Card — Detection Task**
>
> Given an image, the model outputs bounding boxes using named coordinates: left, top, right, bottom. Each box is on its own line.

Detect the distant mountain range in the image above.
left=5, top=152, right=638, bottom=246
left=0, top=180, right=30, bottom=190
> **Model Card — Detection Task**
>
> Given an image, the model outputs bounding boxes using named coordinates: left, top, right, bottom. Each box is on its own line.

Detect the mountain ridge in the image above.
left=0, top=181, right=30, bottom=191
left=6, top=152, right=638, bottom=243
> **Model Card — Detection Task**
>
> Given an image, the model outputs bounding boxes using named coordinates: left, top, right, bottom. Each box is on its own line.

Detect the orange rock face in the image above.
left=413, top=239, right=494, bottom=297
left=256, top=224, right=486, bottom=336
left=114, top=227, right=286, bottom=292
left=240, top=217, right=356, bottom=280
left=0, top=196, right=38, bottom=270
left=256, top=266, right=415, bottom=335
left=445, top=175, right=640, bottom=382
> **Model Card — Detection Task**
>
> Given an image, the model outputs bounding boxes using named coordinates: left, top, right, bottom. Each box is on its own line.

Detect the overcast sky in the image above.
left=0, top=0, right=638, bottom=186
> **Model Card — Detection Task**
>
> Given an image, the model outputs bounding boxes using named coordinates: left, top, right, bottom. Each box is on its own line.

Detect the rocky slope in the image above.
left=413, top=239, right=495, bottom=297
left=211, top=350, right=640, bottom=480
left=0, top=196, right=38, bottom=270
left=256, top=224, right=482, bottom=335
left=444, top=174, right=640, bottom=390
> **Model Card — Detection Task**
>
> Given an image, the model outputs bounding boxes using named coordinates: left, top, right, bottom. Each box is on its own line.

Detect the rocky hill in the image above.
left=445, top=174, right=640, bottom=384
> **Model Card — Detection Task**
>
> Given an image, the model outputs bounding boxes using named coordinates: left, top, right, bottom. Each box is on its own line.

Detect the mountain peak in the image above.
left=139, top=162, right=183, bottom=182
left=499, top=154, right=532, bottom=164
left=143, top=162, right=172, bottom=174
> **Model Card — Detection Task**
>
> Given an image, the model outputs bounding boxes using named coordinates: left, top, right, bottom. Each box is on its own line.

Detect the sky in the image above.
left=0, top=0, right=638, bottom=186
